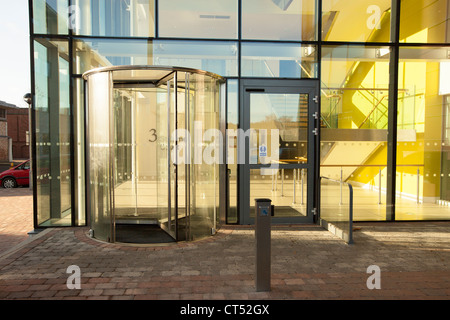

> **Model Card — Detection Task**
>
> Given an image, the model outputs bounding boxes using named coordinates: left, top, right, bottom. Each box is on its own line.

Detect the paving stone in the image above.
left=0, top=188, right=449, bottom=300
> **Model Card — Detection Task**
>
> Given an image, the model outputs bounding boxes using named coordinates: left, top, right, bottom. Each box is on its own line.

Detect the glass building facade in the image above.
left=29, top=0, right=450, bottom=233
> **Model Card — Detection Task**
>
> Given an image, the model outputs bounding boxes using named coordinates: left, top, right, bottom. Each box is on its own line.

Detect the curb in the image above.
left=0, top=228, right=54, bottom=262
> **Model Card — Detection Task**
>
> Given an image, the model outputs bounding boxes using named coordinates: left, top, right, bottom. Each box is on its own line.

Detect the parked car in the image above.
left=0, top=160, right=30, bottom=188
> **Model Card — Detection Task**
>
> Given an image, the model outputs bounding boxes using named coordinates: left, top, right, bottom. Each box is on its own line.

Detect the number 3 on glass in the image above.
left=149, top=129, right=157, bottom=142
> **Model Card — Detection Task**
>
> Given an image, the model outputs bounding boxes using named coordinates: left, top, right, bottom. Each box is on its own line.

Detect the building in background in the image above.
left=27, top=0, right=450, bottom=242
left=0, top=101, right=13, bottom=162
left=0, top=100, right=29, bottom=162
left=7, top=107, right=30, bottom=160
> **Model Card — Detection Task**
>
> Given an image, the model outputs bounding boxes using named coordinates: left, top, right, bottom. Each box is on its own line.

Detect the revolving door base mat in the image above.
left=115, top=224, right=176, bottom=244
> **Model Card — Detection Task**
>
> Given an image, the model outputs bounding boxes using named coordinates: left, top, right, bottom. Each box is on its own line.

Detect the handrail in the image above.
left=321, top=164, right=424, bottom=204
left=319, top=176, right=353, bottom=244
left=358, top=95, right=389, bottom=129
left=295, top=60, right=341, bottom=129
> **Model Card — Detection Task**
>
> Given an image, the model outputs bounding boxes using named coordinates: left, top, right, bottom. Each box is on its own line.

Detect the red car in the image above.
left=0, top=160, right=30, bottom=188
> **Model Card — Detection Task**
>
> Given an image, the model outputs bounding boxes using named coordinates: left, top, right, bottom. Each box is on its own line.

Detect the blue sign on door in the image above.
left=259, top=145, right=267, bottom=157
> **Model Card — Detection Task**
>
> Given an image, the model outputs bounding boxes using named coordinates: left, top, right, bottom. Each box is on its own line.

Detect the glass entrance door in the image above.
left=111, top=72, right=182, bottom=241
left=239, top=79, right=319, bottom=224
left=111, top=83, right=178, bottom=241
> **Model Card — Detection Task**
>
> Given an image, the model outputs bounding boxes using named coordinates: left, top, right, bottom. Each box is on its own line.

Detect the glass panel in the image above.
left=322, top=0, right=391, bottom=42
left=241, top=42, right=317, bottom=78
left=400, top=0, right=449, bottom=43
left=250, top=93, right=308, bottom=164
left=242, top=0, right=317, bottom=41
left=74, top=39, right=238, bottom=77
left=87, top=71, right=112, bottom=242
left=249, top=168, right=307, bottom=218
left=153, top=40, right=238, bottom=77
left=321, top=45, right=390, bottom=221
left=158, top=0, right=237, bottom=39
left=111, top=86, right=173, bottom=240
left=396, top=46, right=450, bottom=220
left=33, top=0, right=69, bottom=34
left=74, top=78, right=86, bottom=226
left=156, top=86, right=170, bottom=232
left=74, top=38, right=154, bottom=74
left=135, top=87, right=167, bottom=223
left=176, top=75, right=188, bottom=240
left=167, top=79, right=177, bottom=238
left=227, top=79, right=238, bottom=223
left=34, top=39, right=72, bottom=227
left=73, top=0, right=155, bottom=37
left=320, top=177, right=353, bottom=244
left=188, top=73, right=220, bottom=240
left=112, top=89, right=136, bottom=220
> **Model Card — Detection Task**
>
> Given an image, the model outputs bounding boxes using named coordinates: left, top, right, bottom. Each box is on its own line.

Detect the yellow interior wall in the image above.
left=400, top=0, right=449, bottom=43
left=397, top=0, right=447, bottom=200
left=337, top=9, right=391, bottom=130
left=342, top=0, right=447, bottom=201
left=339, top=62, right=377, bottom=129
left=351, top=58, right=442, bottom=200
left=422, top=61, right=443, bottom=200
left=351, top=143, right=387, bottom=186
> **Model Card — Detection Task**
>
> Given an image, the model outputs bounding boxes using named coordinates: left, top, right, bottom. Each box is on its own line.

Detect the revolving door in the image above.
left=83, top=66, right=224, bottom=243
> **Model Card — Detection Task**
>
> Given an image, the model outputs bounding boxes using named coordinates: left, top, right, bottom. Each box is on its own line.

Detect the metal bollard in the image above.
left=255, top=198, right=272, bottom=292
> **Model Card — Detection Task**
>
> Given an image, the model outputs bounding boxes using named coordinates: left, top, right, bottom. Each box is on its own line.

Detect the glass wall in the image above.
left=74, top=38, right=239, bottom=77
left=33, top=0, right=69, bottom=35
left=242, top=0, right=317, bottom=41
left=34, top=38, right=72, bottom=227
left=159, top=0, right=237, bottom=39
left=322, top=0, right=391, bottom=42
left=241, top=43, right=317, bottom=78
left=87, top=71, right=112, bottom=241
left=321, top=45, right=390, bottom=221
left=396, top=46, right=450, bottom=220
left=400, top=0, right=449, bottom=43
left=73, top=0, right=155, bottom=37
left=30, top=0, right=450, bottom=228
left=153, top=40, right=239, bottom=77
left=74, top=38, right=154, bottom=74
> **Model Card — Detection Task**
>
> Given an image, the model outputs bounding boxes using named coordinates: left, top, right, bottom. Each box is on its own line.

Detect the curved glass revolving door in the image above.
left=84, top=67, right=224, bottom=243
left=112, top=85, right=175, bottom=240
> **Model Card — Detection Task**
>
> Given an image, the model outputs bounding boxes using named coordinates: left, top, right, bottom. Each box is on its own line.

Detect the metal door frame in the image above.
left=239, top=79, right=320, bottom=225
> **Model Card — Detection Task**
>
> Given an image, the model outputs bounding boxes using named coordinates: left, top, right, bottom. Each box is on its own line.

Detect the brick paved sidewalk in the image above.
left=0, top=222, right=449, bottom=300
left=0, top=187, right=33, bottom=255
